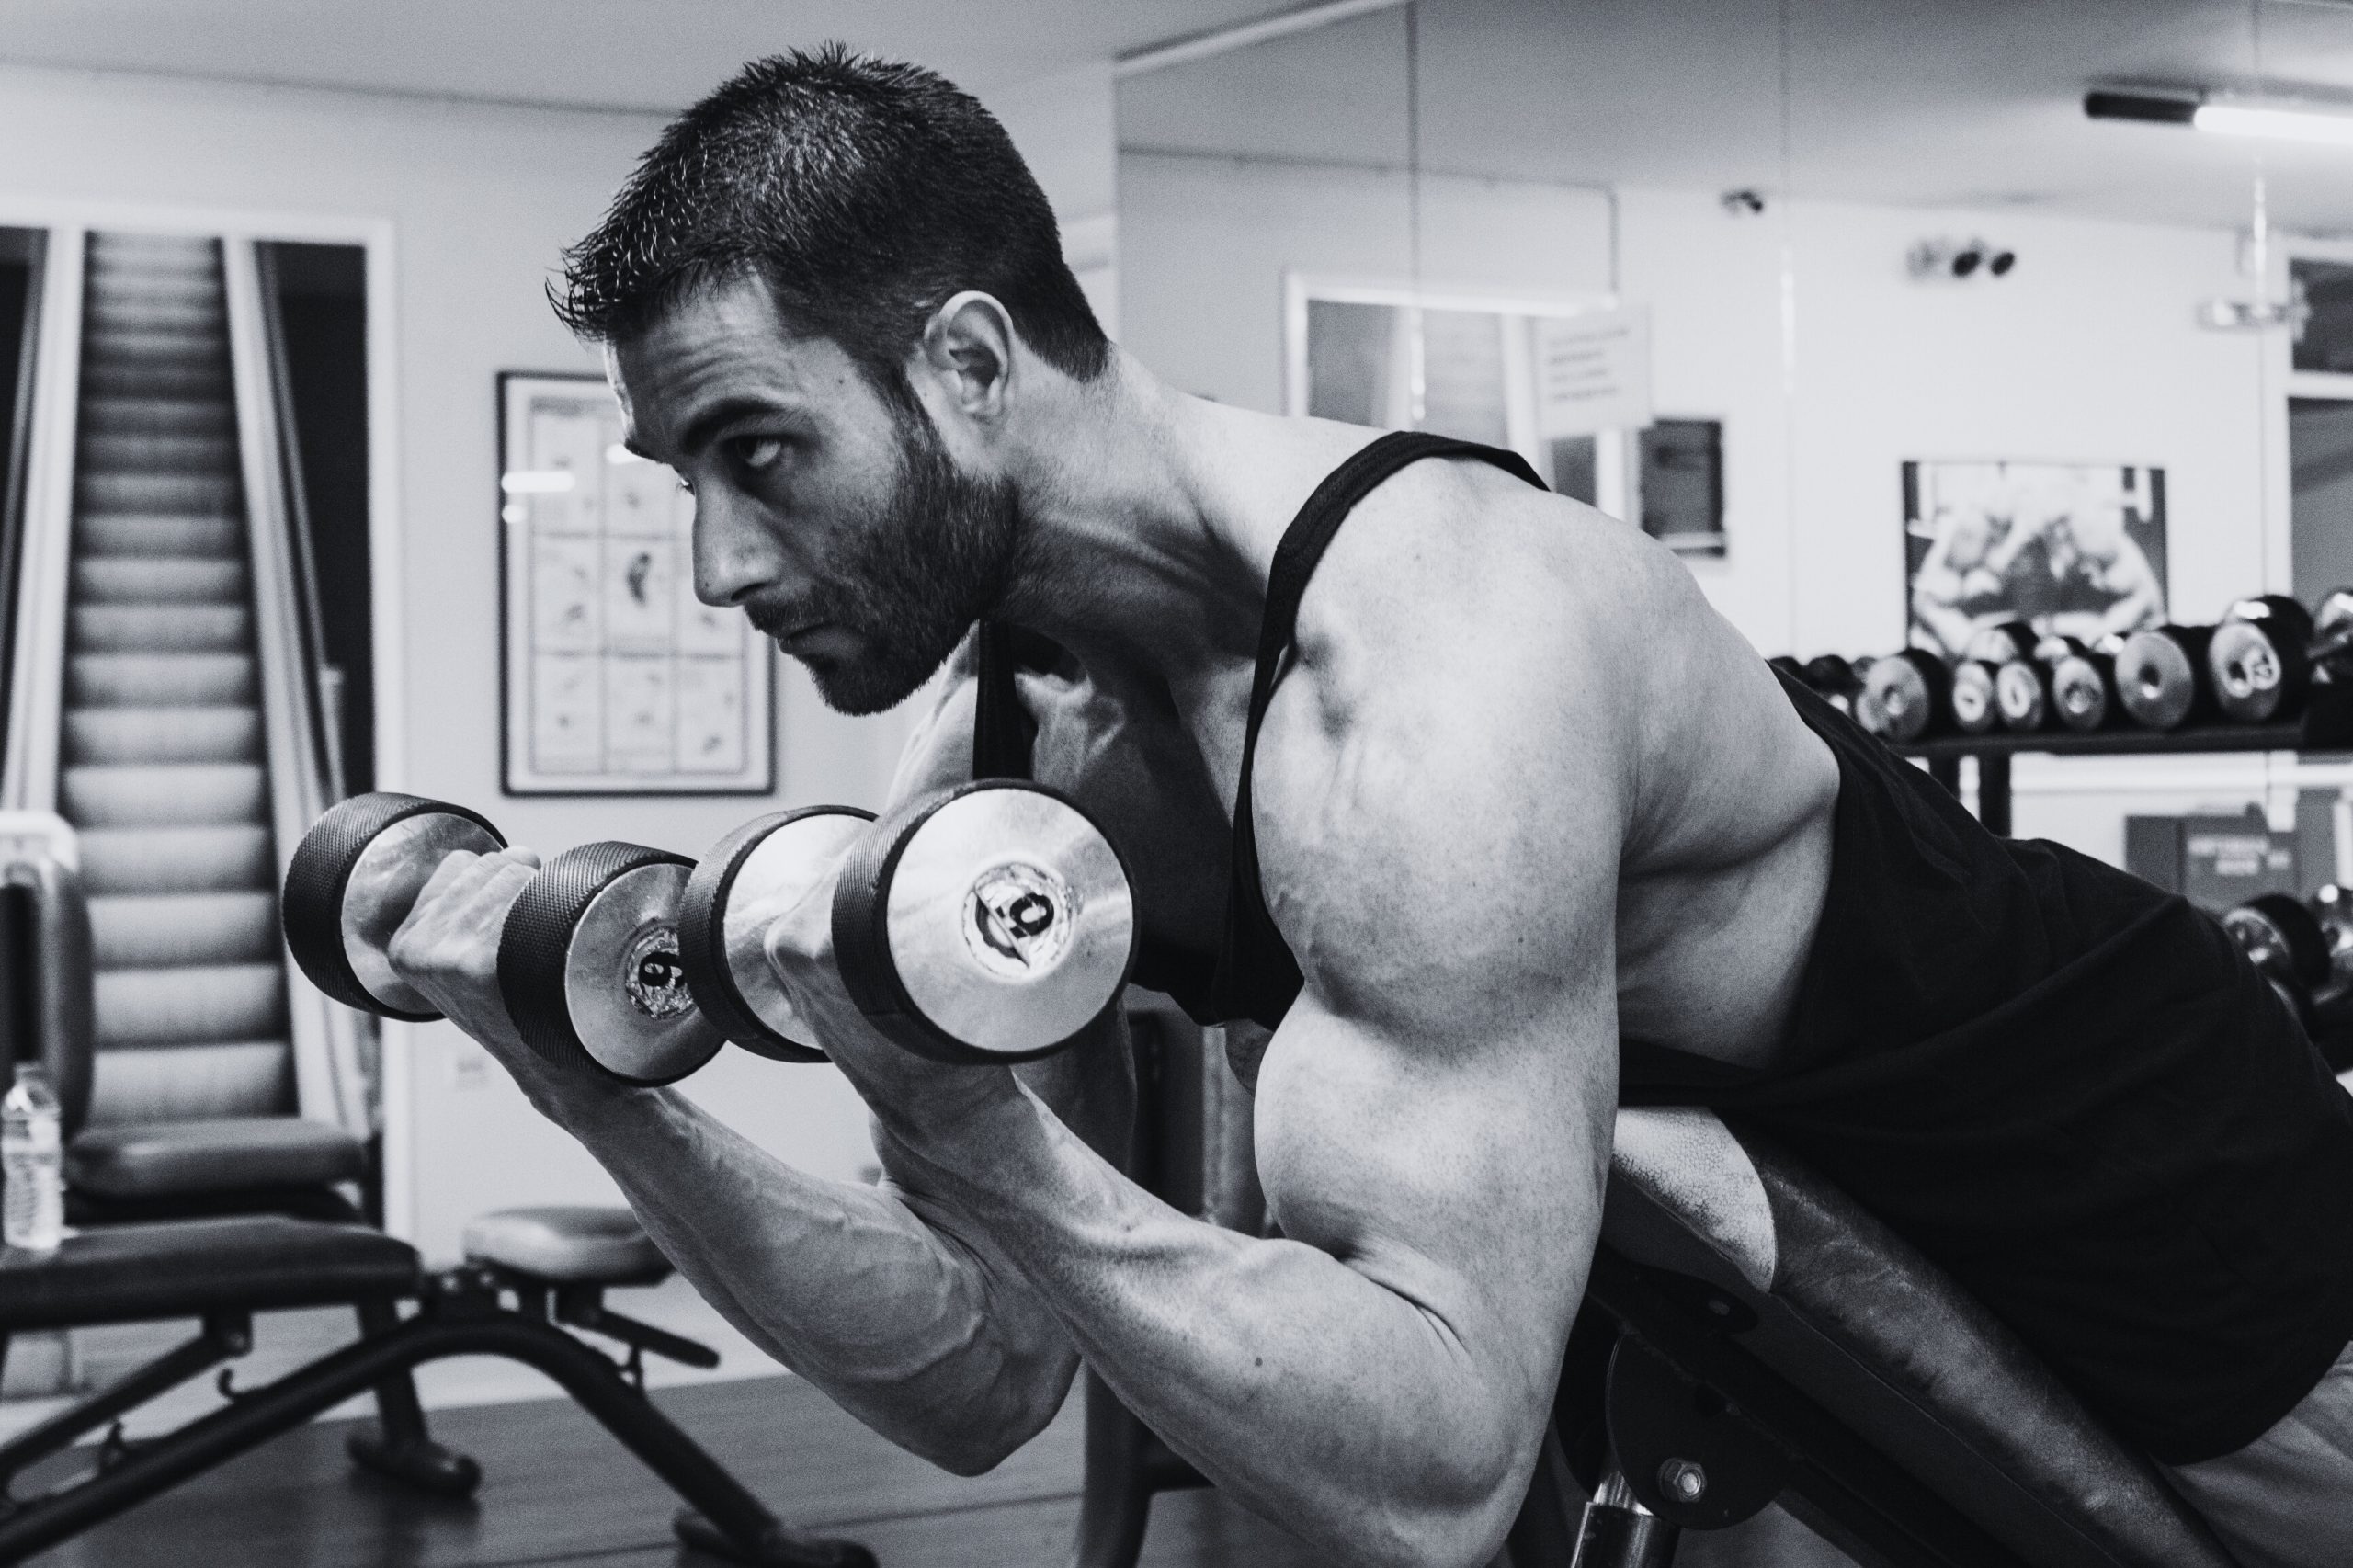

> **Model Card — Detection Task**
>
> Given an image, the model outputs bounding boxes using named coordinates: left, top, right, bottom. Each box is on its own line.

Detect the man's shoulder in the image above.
left=1289, top=454, right=1707, bottom=715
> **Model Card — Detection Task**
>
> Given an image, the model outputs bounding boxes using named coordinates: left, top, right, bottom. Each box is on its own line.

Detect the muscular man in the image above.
left=392, top=51, right=2353, bottom=1567
left=1908, top=502, right=2003, bottom=659
left=2047, top=496, right=2165, bottom=642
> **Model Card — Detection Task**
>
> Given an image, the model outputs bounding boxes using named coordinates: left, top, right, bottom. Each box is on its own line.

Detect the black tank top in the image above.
left=975, top=429, right=2353, bottom=1463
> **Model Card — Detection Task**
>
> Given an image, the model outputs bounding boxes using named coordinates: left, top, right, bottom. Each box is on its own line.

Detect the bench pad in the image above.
left=464, top=1207, right=669, bottom=1285
left=68, top=1117, right=367, bottom=1199
left=0, top=1216, right=418, bottom=1332
left=1604, top=1107, right=2239, bottom=1568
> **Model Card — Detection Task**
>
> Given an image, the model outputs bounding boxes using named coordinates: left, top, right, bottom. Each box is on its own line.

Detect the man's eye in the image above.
left=733, top=436, right=784, bottom=472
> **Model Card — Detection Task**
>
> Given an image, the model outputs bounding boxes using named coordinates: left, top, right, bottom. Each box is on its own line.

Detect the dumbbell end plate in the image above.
left=837, top=783, right=1136, bottom=1065
left=282, top=792, right=506, bottom=1021
left=501, top=843, right=726, bottom=1087
left=678, top=807, right=874, bottom=1063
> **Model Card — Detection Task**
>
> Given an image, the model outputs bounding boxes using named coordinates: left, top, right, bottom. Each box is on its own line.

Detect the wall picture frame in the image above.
left=1901, top=459, right=2168, bottom=663
left=497, top=371, right=775, bottom=796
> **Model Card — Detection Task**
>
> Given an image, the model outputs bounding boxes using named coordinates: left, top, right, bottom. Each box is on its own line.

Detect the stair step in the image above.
left=87, top=248, right=219, bottom=280
left=83, top=298, right=222, bottom=335
left=76, top=514, right=240, bottom=558
left=82, top=328, right=224, bottom=368
left=89, top=892, right=279, bottom=968
left=74, top=555, right=246, bottom=605
left=69, top=653, right=255, bottom=707
left=76, top=397, right=233, bottom=438
left=80, top=362, right=230, bottom=400
left=96, top=962, right=286, bottom=1048
left=64, top=707, right=260, bottom=767
left=76, top=472, right=239, bottom=514
left=86, top=1040, right=291, bottom=1126
left=79, top=826, right=273, bottom=896
left=89, top=232, right=216, bottom=258
left=63, top=763, right=266, bottom=829
left=75, top=433, right=238, bottom=475
left=71, top=603, right=250, bottom=654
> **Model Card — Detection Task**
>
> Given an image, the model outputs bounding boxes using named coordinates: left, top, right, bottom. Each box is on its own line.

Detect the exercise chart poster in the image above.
left=499, top=372, right=774, bottom=795
left=1902, top=460, right=2167, bottom=663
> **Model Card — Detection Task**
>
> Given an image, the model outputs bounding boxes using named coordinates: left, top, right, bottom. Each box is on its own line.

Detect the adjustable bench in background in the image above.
left=0, top=1204, right=872, bottom=1566
left=1078, top=1018, right=2247, bottom=1568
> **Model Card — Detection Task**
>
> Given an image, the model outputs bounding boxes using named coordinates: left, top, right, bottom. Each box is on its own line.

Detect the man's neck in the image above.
left=991, top=350, right=1378, bottom=691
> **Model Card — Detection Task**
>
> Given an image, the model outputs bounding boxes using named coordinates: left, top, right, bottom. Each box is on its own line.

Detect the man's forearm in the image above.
left=890, top=1081, right=1565, bottom=1568
left=540, top=1081, right=1074, bottom=1471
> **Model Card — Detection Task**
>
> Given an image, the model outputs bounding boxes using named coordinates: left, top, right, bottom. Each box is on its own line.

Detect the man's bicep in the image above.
left=1253, top=983, right=1614, bottom=1411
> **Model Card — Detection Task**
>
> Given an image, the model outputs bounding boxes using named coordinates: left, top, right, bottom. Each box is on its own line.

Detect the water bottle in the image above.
left=3, top=1064, right=63, bottom=1254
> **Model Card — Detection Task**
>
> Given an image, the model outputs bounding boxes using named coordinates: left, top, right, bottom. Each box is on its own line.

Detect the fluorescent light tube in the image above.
left=2194, top=103, right=2353, bottom=145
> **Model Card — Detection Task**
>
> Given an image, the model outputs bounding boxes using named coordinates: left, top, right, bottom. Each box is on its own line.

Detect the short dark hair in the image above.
left=555, top=46, right=1109, bottom=389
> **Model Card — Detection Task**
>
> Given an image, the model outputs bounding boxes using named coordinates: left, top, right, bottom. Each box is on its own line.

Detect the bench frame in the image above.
left=0, top=1267, right=872, bottom=1567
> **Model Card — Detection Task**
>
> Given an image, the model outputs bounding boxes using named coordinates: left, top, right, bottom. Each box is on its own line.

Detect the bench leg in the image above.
left=0, top=1310, right=872, bottom=1568
left=1072, top=1369, right=1208, bottom=1568
left=344, top=1298, right=482, bottom=1498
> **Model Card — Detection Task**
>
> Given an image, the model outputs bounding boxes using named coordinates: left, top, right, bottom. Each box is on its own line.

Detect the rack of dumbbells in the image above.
left=1773, top=589, right=2353, bottom=836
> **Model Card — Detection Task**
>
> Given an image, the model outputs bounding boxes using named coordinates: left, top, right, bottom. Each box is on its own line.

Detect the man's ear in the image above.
left=917, top=291, right=1019, bottom=423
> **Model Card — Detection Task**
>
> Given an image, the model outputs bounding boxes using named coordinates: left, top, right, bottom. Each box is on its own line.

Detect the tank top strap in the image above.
left=1212, top=431, right=1548, bottom=1031
left=970, top=620, right=1034, bottom=780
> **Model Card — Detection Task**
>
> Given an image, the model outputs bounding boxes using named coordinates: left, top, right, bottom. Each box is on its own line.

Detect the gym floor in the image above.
left=6, top=1367, right=1852, bottom=1567
left=17, top=1373, right=1322, bottom=1567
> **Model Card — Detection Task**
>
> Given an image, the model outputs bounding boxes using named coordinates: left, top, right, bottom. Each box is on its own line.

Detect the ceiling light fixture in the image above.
left=2086, top=89, right=2353, bottom=146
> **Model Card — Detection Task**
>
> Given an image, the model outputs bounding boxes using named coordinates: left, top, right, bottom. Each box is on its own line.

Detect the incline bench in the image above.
left=0, top=1205, right=872, bottom=1566
left=1078, top=1093, right=2247, bottom=1567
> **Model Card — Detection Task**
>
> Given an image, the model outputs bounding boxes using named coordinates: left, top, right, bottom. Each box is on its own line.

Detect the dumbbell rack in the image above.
left=1893, top=683, right=2353, bottom=835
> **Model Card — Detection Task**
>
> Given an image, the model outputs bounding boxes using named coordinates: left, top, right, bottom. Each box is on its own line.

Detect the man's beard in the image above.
left=750, top=401, right=1023, bottom=716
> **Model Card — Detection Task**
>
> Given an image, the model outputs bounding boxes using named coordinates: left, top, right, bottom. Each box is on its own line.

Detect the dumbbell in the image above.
left=1964, top=623, right=2047, bottom=733
left=677, top=781, right=1138, bottom=1066
left=284, top=792, right=728, bottom=1085
left=2207, top=595, right=2314, bottom=723
left=1802, top=654, right=1862, bottom=717
left=2313, top=588, right=2353, bottom=669
left=2112, top=625, right=2214, bottom=731
left=1857, top=651, right=1949, bottom=742
left=1948, top=656, right=2002, bottom=736
left=2039, top=635, right=2117, bottom=733
left=2222, top=892, right=2336, bottom=1034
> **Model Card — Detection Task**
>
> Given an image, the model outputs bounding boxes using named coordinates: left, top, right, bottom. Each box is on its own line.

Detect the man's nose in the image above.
left=691, top=485, right=792, bottom=608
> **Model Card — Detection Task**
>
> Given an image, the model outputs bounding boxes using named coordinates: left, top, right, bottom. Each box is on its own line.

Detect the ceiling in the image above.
left=0, top=0, right=1280, bottom=110
left=1118, top=0, right=2353, bottom=233
left=8, top=0, right=2353, bottom=231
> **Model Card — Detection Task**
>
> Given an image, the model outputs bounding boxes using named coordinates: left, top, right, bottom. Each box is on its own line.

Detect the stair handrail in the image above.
left=0, top=227, right=85, bottom=816
left=249, top=245, right=345, bottom=803
left=222, top=237, right=369, bottom=1137
left=0, top=232, right=51, bottom=759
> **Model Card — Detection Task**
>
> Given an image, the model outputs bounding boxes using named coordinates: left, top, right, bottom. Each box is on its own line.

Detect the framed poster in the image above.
left=1902, top=460, right=2168, bottom=663
left=499, top=371, right=774, bottom=795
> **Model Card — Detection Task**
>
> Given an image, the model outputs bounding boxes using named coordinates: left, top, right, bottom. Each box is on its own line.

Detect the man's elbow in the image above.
left=900, top=1380, right=1064, bottom=1478
left=1348, top=1437, right=1532, bottom=1568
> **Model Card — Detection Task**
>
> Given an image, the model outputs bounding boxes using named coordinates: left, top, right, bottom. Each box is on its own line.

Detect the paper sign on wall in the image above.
left=1531, top=306, right=1652, bottom=438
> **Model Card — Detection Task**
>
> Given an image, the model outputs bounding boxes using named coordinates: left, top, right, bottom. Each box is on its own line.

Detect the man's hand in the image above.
left=755, top=831, right=1030, bottom=1146
left=383, top=846, right=580, bottom=1105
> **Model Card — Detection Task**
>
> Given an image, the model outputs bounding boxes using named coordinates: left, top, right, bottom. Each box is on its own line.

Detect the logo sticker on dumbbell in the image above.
left=623, top=926, right=695, bottom=1020
left=2226, top=643, right=2280, bottom=697
left=962, top=861, right=1076, bottom=980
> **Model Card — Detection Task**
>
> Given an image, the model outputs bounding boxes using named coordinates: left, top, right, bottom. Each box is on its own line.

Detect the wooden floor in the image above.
left=16, top=1372, right=1336, bottom=1568
left=6, top=1365, right=1854, bottom=1567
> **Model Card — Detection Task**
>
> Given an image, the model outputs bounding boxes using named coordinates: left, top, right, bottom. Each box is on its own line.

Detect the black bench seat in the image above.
left=0, top=1216, right=417, bottom=1333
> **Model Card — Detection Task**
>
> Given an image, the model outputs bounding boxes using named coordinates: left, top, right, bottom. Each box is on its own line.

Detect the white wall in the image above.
left=1120, top=151, right=2295, bottom=867
left=0, top=59, right=1118, bottom=1262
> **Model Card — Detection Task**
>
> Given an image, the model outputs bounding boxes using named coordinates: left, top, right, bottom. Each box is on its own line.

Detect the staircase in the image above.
left=61, top=233, right=291, bottom=1126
